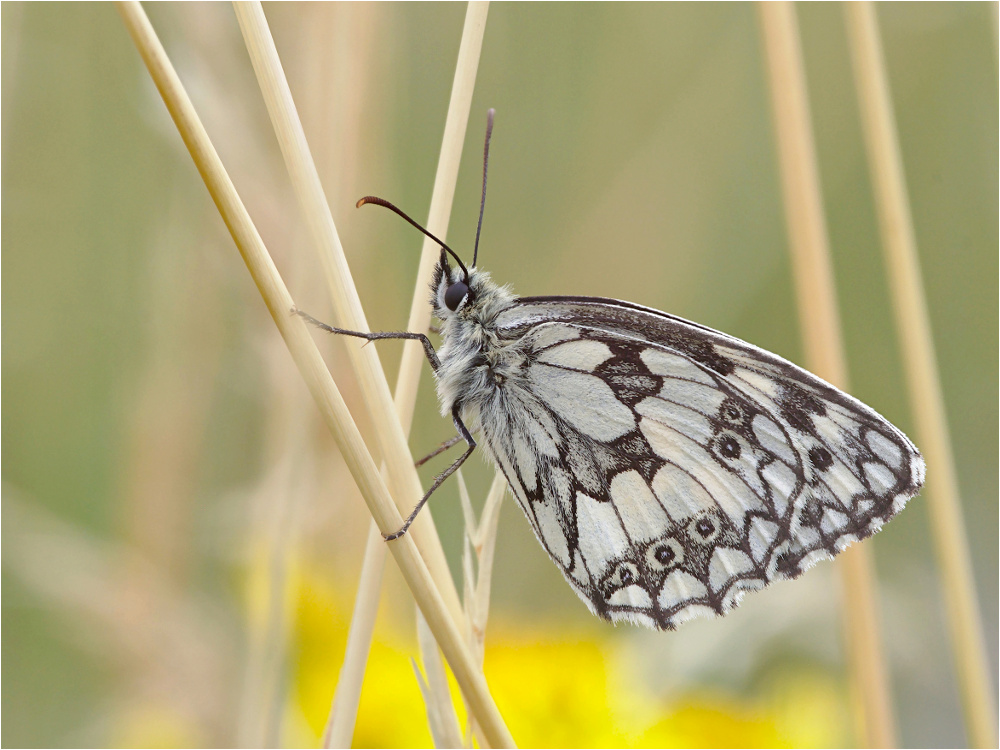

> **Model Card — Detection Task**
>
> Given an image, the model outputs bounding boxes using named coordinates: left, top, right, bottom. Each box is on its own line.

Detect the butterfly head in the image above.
left=430, top=248, right=514, bottom=329
left=432, top=248, right=476, bottom=316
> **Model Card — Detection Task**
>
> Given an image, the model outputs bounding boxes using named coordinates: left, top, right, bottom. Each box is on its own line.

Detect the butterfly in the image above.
left=301, top=109, right=925, bottom=630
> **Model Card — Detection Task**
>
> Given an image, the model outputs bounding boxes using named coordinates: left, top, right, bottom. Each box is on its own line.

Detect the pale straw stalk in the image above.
left=116, top=3, right=513, bottom=746
left=844, top=4, right=997, bottom=746
left=758, top=3, right=896, bottom=746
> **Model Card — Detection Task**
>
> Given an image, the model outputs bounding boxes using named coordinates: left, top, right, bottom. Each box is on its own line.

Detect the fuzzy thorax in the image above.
left=432, top=263, right=521, bottom=427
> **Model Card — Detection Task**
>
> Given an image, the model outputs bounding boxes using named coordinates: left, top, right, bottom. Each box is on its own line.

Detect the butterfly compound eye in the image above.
left=444, top=281, right=470, bottom=311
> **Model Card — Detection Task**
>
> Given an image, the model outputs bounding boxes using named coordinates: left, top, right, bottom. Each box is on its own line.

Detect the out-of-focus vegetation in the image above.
left=2, top=3, right=996, bottom=747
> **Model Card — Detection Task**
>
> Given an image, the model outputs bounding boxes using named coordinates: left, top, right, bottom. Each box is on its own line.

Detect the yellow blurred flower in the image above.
left=284, top=563, right=436, bottom=747
left=483, top=626, right=847, bottom=748
left=282, top=564, right=848, bottom=748
left=483, top=630, right=625, bottom=747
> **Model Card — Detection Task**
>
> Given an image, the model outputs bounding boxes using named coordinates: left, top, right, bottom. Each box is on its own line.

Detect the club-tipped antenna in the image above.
left=472, top=108, right=495, bottom=268
left=356, top=196, right=468, bottom=276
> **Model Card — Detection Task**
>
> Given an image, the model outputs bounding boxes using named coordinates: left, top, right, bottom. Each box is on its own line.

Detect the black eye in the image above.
left=444, top=281, right=469, bottom=311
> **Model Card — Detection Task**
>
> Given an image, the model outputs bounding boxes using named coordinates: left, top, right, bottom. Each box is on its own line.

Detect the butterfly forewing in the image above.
left=478, top=296, right=924, bottom=630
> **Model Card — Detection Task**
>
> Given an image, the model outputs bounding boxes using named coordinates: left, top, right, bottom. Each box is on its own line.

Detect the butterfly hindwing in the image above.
left=721, top=347, right=922, bottom=577
left=479, top=297, right=924, bottom=630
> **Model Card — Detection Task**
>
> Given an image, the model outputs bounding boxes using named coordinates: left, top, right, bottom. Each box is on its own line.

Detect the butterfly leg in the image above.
left=294, top=307, right=468, bottom=540
left=293, top=308, right=441, bottom=371
left=415, top=434, right=464, bottom=467
left=384, top=405, right=476, bottom=541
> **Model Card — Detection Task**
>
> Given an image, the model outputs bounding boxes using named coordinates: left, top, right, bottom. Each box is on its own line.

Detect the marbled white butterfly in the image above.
left=302, top=110, right=925, bottom=630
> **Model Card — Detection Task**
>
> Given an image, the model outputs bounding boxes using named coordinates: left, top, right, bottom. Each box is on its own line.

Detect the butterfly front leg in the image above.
left=293, top=308, right=441, bottom=371
left=295, top=305, right=454, bottom=466
left=294, top=307, right=475, bottom=540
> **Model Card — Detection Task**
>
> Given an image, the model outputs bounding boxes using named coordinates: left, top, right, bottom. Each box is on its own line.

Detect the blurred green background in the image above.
left=3, top=2, right=996, bottom=747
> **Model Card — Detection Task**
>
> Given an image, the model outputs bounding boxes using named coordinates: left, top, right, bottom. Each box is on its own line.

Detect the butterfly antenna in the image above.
left=356, top=196, right=468, bottom=276
left=472, top=108, right=495, bottom=269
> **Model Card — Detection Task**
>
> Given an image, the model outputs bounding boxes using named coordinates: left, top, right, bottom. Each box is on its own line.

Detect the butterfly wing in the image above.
left=479, top=296, right=924, bottom=630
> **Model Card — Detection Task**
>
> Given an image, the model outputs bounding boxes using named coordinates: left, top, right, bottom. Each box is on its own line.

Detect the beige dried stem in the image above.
left=409, top=467, right=506, bottom=749
left=307, top=4, right=490, bottom=746
left=413, top=609, right=465, bottom=748
left=459, top=470, right=506, bottom=668
left=434, top=470, right=501, bottom=745
left=844, top=4, right=998, bottom=746
left=758, top=3, right=896, bottom=747
left=232, top=0, right=462, bottom=627
left=115, top=3, right=513, bottom=746
left=452, top=469, right=506, bottom=747
left=233, top=1, right=491, bottom=746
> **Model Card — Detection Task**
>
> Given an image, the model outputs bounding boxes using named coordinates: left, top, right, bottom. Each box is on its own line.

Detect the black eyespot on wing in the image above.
left=809, top=446, right=833, bottom=471
left=645, top=538, right=684, bottom=573
left=720, top=399, right=746, bottom=427
left=687, top=514, right=721, bottom=544
left=444, top=281, right=469, bottom=311
left=601, top=560, right=642, bottom=601
left=619, top=564, right=635, bottom=586
left=717, top=434, right=741, bottom=459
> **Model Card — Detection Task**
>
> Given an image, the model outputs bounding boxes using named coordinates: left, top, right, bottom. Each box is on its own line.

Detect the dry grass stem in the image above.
left=116, top=3, right=513, bottom=746
left=457, top=470, right=506, bottom=746
left=844, top=5, right=998, bottom=745
left=316, top=2, right=490, bottom=744
left=456, top=472, right=482, bottom=748
left=410, top=659, right=457, bottom=748
left=232, top=0, right=462, bottom=626
left=467, top=471, right=506, bottom=662
left=757, top=3, right=896, bottom=746
left=234, top=1, right=496, bottom=744
left=238, top=288, right=322, bottom=745
left=323, top=522, right=387, bottom=749
left=415, top=610, right=465, bottom=748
